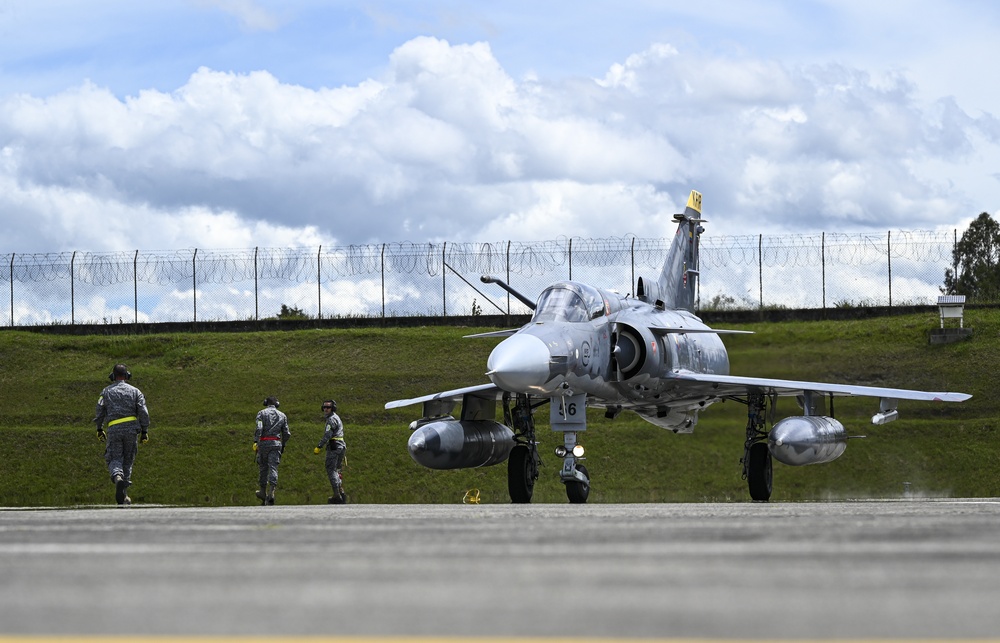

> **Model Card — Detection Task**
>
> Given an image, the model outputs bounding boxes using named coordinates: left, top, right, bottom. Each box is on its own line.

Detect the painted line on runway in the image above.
left=3, top=538, right=1000, bottom=556
left=1, top=638, right=994, bottom=643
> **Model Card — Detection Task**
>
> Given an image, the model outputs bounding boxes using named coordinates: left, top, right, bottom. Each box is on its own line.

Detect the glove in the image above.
left=140, top=431, right=149, bottom=444
left=314, top=447, right=321, bottom=454
left=97, top=429, right=106, bottom=442
left=252, top=442, right=258, bottom=452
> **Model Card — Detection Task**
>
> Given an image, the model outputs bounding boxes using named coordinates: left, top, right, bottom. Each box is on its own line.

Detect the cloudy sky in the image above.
left=0, top=0, right=997, bottom=254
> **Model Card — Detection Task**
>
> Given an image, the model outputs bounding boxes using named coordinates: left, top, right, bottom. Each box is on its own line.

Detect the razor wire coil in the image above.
left=0, top=229, right=961, bottom=325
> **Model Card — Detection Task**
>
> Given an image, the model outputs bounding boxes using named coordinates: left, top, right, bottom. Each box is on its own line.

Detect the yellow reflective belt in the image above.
left=108, top=416, right=138, bottom=427
left=330, top=437, right=345, bottom=440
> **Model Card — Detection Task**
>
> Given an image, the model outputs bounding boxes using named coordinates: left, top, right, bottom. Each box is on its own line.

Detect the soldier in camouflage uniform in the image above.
left=254, top=396, right=290, bottom=505
left=94, top=364, right=151, bottom=506
left=313, top=399, right=347, bottom=504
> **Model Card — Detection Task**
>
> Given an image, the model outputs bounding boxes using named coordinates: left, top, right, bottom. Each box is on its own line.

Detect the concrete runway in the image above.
left=1, top=500, right=1000, bottom=640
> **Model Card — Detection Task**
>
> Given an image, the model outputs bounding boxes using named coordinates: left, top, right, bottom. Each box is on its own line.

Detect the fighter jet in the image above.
left=386, top=191, right=971, bottom=503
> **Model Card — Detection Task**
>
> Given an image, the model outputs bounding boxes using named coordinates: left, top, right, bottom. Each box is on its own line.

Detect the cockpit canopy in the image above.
left=532, top=282, right=606, bottom=323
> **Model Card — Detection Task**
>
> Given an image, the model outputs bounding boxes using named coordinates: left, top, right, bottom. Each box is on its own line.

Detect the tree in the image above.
left=276, top=304, right=308, bottom=320
left=943, top=212, right=1000, bottom=302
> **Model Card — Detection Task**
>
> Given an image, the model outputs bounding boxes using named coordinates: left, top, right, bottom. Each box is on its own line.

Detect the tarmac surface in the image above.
left=1, top=500, right=1000, bottom=640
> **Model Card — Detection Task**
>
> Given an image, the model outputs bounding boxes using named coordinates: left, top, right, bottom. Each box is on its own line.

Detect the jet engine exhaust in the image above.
left=408, top=419, right=515, bottom=470
left=768, top=416, right=848, bottom=466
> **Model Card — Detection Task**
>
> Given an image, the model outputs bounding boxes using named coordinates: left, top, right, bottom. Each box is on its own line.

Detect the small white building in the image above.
left=937, top=295, right=966, bottom=328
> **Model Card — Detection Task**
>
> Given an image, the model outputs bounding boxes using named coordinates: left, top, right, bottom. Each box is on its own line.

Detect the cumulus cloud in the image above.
left=0, top=36, right=996, bottom=254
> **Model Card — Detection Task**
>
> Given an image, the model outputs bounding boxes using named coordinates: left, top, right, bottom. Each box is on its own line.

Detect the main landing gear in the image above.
left=505, top=393, right=540, bottom=503
left=503, top=392, right=591, bottom=504
left=741, top=392, right=773, bottom=502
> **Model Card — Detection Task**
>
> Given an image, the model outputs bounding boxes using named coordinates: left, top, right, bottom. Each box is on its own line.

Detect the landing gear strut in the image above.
left=554, top=393, right=590, bottom=504
left=742, top=392, right=772, bottom=501
left=505, top=393, right=540, bottom=503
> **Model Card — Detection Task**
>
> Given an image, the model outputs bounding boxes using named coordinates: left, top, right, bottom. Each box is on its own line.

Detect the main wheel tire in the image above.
left=747, top=442, right=773, bottom=502
left=508, top=444, right=535, bottom=503
left=566, top=463, right=590, bottom=504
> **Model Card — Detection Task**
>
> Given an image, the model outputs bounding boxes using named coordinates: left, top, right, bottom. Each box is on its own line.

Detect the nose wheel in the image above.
left=565, top=463, right=590, bottom=503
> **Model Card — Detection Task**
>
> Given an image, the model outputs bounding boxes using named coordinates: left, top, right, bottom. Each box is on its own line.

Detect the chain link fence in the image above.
left=2, top=230, right=959, bottom=327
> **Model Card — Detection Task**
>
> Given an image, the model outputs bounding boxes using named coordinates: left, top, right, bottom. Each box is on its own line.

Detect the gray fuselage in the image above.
left=486, top=281, right=730, bottom=429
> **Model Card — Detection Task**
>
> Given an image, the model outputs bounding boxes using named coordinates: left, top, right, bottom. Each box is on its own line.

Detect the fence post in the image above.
left=192, top=249, right=198, bottom=323
left=9, top=253, right=14, bottom=327
left=887, top=231, right=892, bottom=307
left=133, top=250, right=139, bottom=324
left=71, top=251, right=76, bottom=325
left=758, top=234, right=763, bottom=309
left=821, top=232, right=826, bottom=310
left=381, top=243, right=386, bottom=319
left=254, top=247, right=259, bottom=321
left=506, top=240, right=511, bottom=315
left=630, top=236, right=635, bottom=295
left=953, top=228, right=958, bottom=277
left=317, top=245, right=322, bottom=320
left=442, top=242, right=447, bottom=317
left=568, top=238, right=573, bottom=281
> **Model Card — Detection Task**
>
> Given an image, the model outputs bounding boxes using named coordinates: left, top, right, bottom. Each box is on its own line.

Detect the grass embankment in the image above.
left=1, top=309, right=996, bottom=507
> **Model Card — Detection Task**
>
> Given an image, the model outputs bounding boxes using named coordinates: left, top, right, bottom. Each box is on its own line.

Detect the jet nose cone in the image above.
left=487, top=333, right=551, bottom=393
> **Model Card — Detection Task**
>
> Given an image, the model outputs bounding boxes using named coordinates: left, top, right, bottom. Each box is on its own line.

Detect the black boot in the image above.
left=114, top=474, right=128, bottom=506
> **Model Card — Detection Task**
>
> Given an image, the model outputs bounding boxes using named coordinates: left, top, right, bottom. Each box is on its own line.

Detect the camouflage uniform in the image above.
left=254, top=404, right=290, bottom=504
left=317, top=411, right=346, bottom=503
left=94, top=379, right=150, bottom=505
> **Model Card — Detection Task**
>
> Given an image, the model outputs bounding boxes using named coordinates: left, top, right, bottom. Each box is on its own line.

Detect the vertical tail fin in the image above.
left=657, top=190, right=704, bottom=312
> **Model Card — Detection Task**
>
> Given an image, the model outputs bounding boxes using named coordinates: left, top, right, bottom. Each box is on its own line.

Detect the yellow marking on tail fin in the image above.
left=686, top=190, right=702, bottom=214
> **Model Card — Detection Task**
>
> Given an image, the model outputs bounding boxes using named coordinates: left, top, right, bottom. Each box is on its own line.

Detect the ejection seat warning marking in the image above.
left=550, top=392, right=587, bottom=431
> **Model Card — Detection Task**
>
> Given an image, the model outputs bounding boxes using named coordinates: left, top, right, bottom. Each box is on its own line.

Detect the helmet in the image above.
left=264, top=396, right=280, bottom=408
left=108, top=364, right=131, bottom=381
left=322, top=399, right=337, bottom=413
